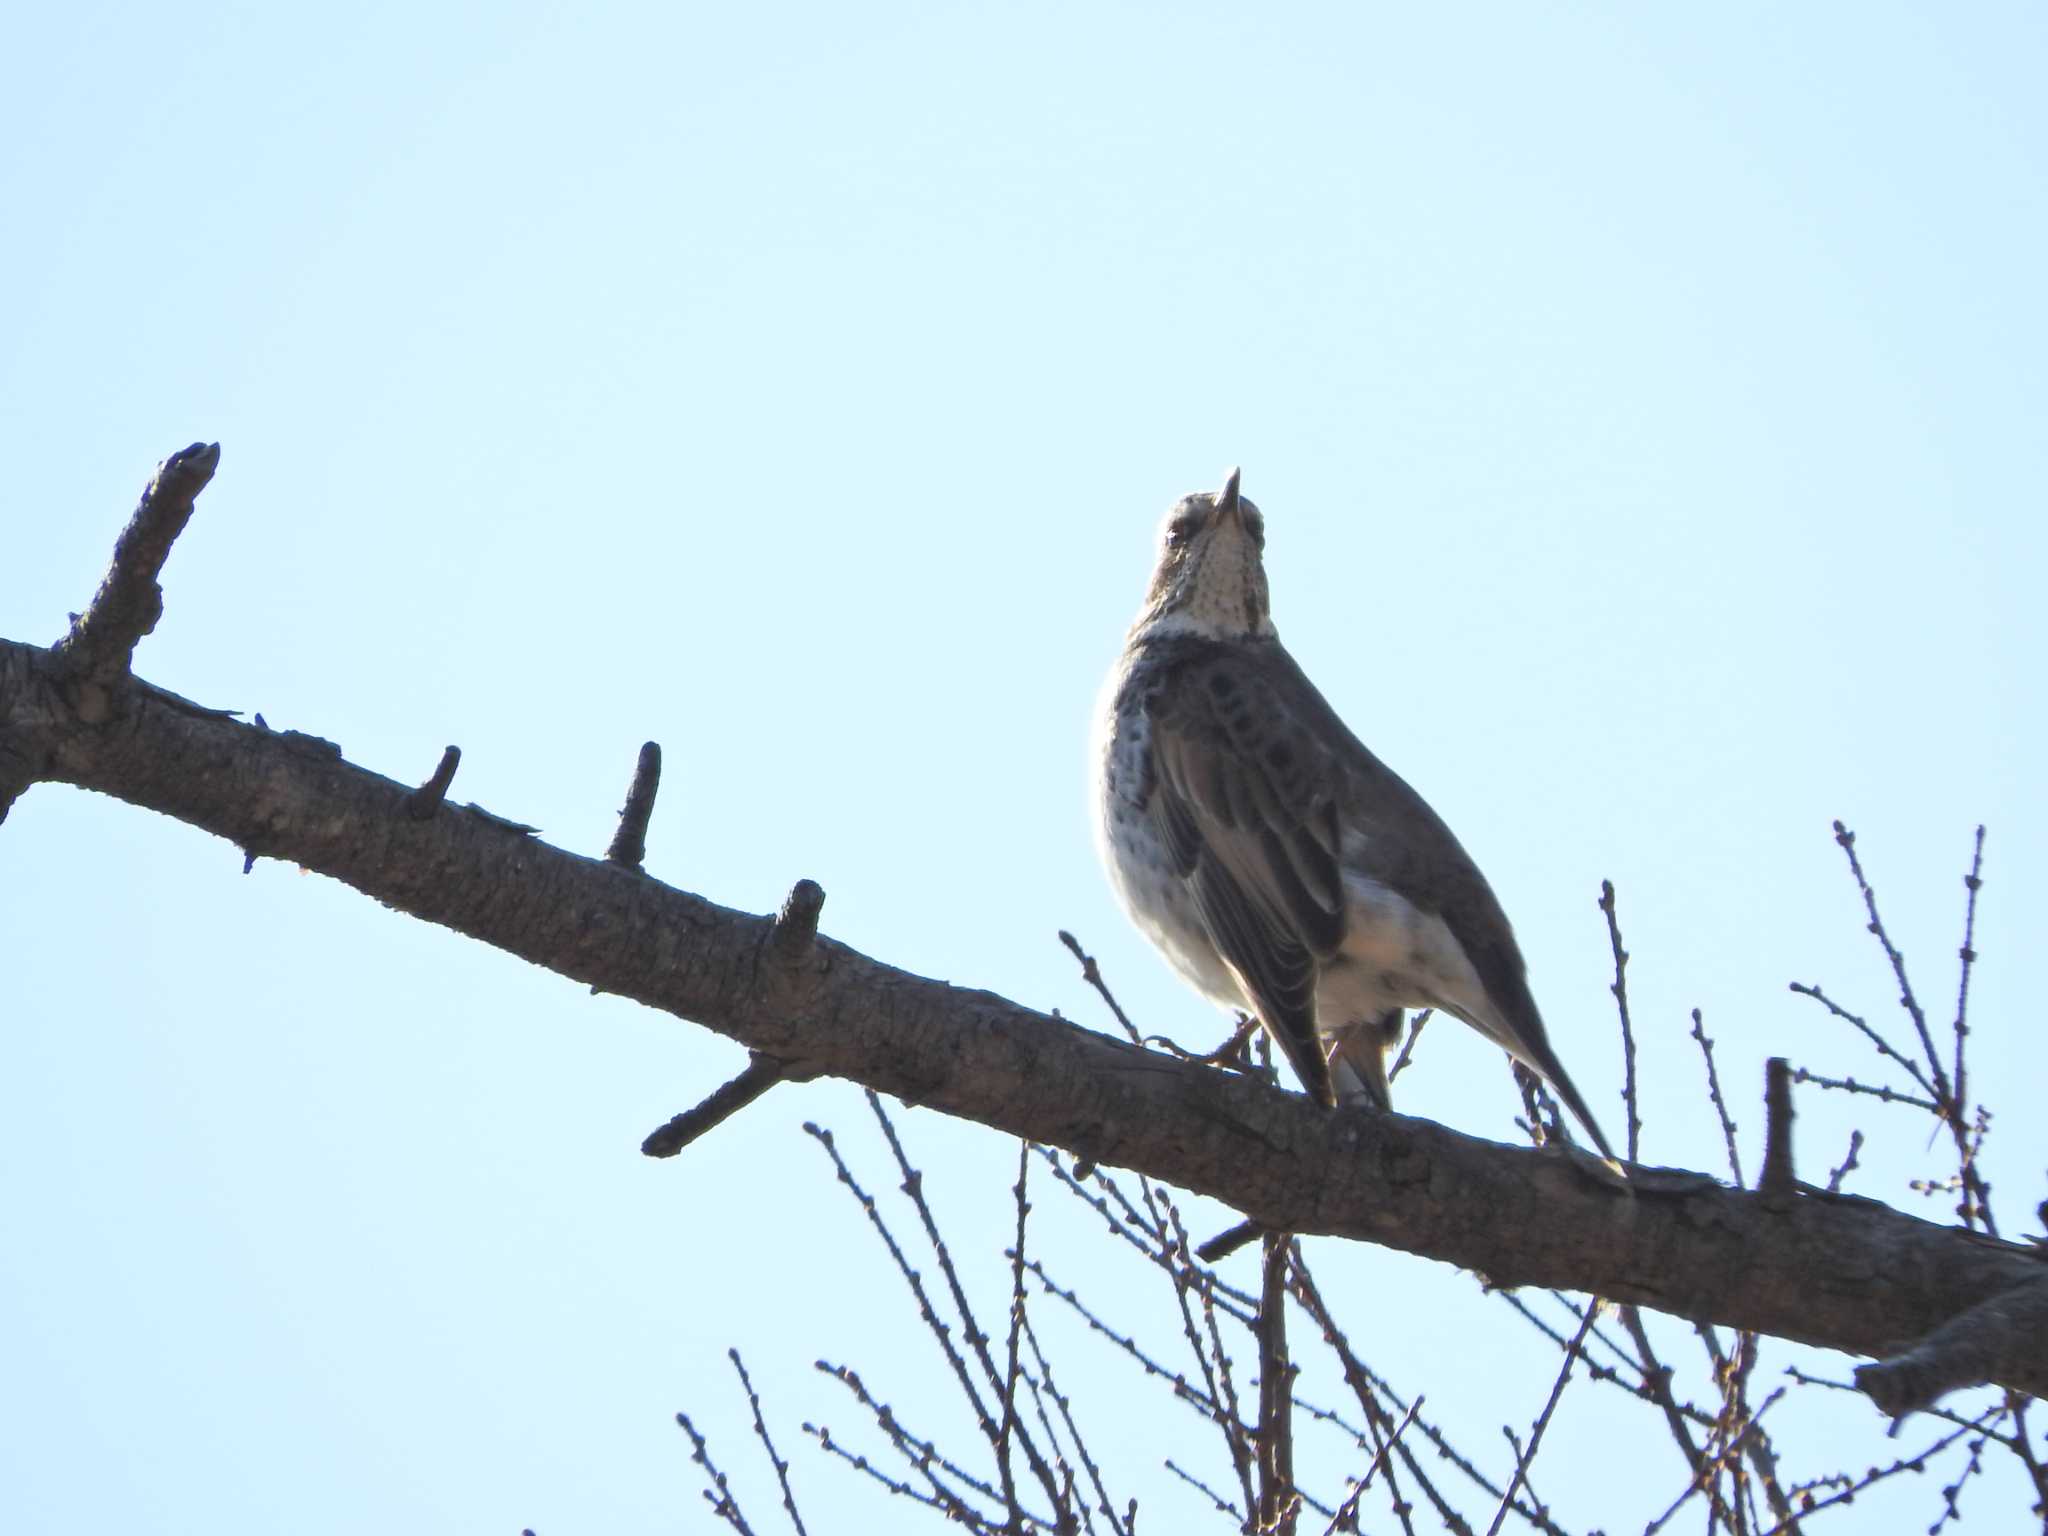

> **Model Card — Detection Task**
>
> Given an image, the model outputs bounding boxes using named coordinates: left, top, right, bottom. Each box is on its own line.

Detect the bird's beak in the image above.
left=1216, top=467, right=1243, bottom=524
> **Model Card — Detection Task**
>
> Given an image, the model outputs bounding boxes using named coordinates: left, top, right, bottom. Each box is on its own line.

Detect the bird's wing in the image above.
left=1256, top=646, right=1620, bottom=1160
left=1147, top=652, right=1349, bottom=1105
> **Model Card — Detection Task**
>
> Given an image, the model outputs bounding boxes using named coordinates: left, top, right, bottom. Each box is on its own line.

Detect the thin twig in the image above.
left=999, top=1141, right=1033, bottom=1533
left=1832, top=820, right=1950, bottom=1104
left=1483, top=1297, right=1599, bottom=1536
left=1753, top=1405, right=2003, bottom=1536
left=1386, top=1009, right=1432, bottom=1086
left=1323, top=1397, right=1421, bottom=1536
left=677, top=1408, right=759, bottom=1535
left=861, top=1095, right=1066, bottom=1518
left=642, top=1054, right=796, bottom=1157
left=816, top=1360, right=1047, bottom=1527
left=804, top=1122, right=1001, bottom=1454
left=1786, top=982, right=1936, bottom=1098
left=804, top=1414, right=996, bottom=1530
left=1788, top=1067, right=1937, bottom=1114
left=1256, top=1233, right=1297, bottom=1534
left=729, top=1349, right=809, bottom=1536
left=1018, top=1309, right=1129, bottom=1536
left=1690, top=1010, right=1744, bottom=1186
left=1164, top=1460, right=1239, bottom=1522
left=1057, top=931, right=1146, bottom=1045
left=1618, top=1306, right=1709, bottom=1478
left=1825, top=1130, right=1863, bottom=1194
left=1949, top=826, right=1985, bottom=1144
left=1599, top=880, right=1643, bottom=1163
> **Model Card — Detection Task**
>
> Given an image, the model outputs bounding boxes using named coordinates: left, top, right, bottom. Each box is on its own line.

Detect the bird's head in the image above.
left=1133, top=468, right=1275, bottom=640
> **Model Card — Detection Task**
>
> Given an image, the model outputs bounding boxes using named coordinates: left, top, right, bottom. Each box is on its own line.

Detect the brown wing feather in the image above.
left=1147, top=652, right=1350, bottom=1105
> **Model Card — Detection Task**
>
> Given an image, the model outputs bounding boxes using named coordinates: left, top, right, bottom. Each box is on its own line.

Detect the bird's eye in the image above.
left=1246, top=512, right=1266, bottom=550
left=1164, top=516, right=1197, bottom=548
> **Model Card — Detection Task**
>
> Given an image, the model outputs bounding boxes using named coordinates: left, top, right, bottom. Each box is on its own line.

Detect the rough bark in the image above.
left=4, top=630, right=2045, bottom=1401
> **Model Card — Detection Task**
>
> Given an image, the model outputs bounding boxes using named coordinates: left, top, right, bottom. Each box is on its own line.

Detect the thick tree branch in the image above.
left=5, top=453, right=2046, bottom=1410
left=4, top=634, right=2045, bottom=1401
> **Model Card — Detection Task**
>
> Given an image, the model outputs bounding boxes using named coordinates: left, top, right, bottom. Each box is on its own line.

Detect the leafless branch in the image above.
left=677, top=1407, right=760, bottom=1535
left=1483, top=1298, right=1599, bottom=1536
left=1689, top=1009, right=1743, bottom=1186
left=730, top=1349, right=810, bottom=1536
left=642, top=1053, right=804, bottom=1157
left=1598, top=880, right=1643, bottom=1163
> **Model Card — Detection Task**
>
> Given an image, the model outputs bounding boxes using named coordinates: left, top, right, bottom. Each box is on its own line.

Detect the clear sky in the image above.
left=3, top=4, right=2043, bottom=1531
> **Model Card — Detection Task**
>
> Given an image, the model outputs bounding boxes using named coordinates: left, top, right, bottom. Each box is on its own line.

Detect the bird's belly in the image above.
left=1094, top=798, right=1245, bottom=1008
left=1319, top=871, right=1492, bottom=1029
left=1090, top=694, right=1243, bottom=1011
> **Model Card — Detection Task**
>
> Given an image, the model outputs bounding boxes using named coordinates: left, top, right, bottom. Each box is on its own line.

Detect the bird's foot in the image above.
left=1144, top=1013, right=1265, bottom=1075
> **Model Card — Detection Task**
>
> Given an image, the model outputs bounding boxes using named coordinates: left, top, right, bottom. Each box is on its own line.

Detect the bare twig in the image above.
left=404, top=745, right=461, bottom=819
left=863, top=1095, right=1066, bottom=1521
left=53, top=441, right=220, bottom=717
left=1949, top=826, right=1985, bottom=1140
left=1322, top=1397, right=1421, bottom=1536
left=1483, top=1297, right=1599, bottom=1536
left=805, top=1121, right=1002, bottom=1452
left=999, top=1142, right=1033, bottom=1533
left=1788, top=1066, right=1938, bottom=1114
left=606, top=740, right=663, bottom=868
left=1386, top=1009, right=1431, bottom=1086
left=730, top=1349, right=809, bottom=1536
left=1057, top=931, right=1145, bottom=1045
left=816, top=1360, right=1040, bottom=1525
left=804, top=1411, right=997, bottom=1530
left=1689, top=1009, right=1744, bottom=1186
left=1018, top=1309, right=1130, bottom=1536
left=1786, top=982, right=1936, bottom=1098
left=1754, top=1405, right=2003, bottom=1536
left=677, top=1407, right=759, bottom=1535
left=642, top=1054, right=802, bottom=1157
left=1617, top=1306, right=1709, bottom=1478
left=1599, top=880, right=1643, bottom=1163
left=1166, top=1197, right=1255, bottom=1519
left=1825, top=1130, right=1863, bottom=1194
left=1256, top=1234, right=1297, bottom=1534
left=1832, top=820, right=1950, bottom=1105
left=1164, top=1459, right=1240, bottom=1522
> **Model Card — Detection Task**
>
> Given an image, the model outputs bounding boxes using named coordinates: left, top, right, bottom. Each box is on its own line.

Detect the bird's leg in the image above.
left=1329, top=1008, right=1403, bottom=1110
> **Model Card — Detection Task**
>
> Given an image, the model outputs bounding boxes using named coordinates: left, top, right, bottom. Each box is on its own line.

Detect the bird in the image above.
left=1091, top=469, right=1617, bottom=1162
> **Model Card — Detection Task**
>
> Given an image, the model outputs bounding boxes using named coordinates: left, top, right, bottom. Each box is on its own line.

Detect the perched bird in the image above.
left=1091, top=470, right=1616, bottom=1161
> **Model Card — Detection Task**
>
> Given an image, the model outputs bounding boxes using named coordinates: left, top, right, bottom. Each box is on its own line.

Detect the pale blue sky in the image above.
left=3, top=4, right=2044, bottom=1531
